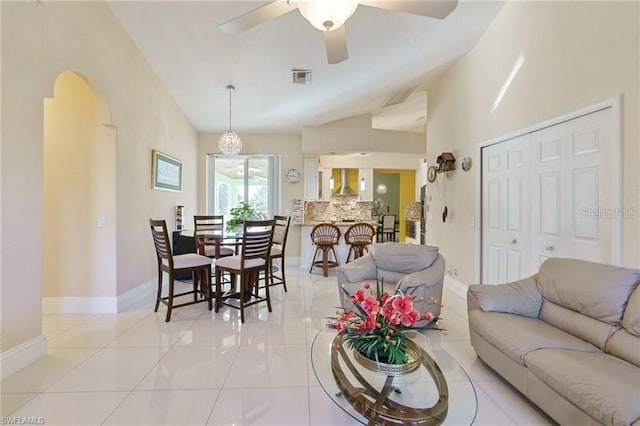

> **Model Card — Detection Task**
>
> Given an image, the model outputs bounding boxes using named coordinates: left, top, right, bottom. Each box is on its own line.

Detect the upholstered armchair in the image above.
left=335, top=242, right=445, bottom=328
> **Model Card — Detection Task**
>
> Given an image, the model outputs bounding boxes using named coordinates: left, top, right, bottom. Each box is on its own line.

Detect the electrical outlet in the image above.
left=453, top=268, right=458, bottom=276
left=97, top=215, right=106, bottom=228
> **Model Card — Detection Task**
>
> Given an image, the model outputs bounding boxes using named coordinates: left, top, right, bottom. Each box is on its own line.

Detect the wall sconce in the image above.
left=360, top=177, right=365, bottom=191
left=329, top=175, right=335, bottom=190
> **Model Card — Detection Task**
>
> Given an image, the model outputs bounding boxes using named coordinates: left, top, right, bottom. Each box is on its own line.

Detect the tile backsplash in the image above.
left=304, top=196, right=373, bottom=223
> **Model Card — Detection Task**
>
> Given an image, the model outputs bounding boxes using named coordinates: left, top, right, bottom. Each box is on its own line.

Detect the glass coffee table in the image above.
left=311, top=329, right=477, bottom=425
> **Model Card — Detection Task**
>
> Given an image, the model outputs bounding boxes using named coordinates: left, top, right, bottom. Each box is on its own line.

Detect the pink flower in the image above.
left=423, top=311, right=434, bottom=321
left=391, top=295, right=414, bottom=314
left=363, top=282, right=370, bottom=289
left=362, top=295, right=380, bottom=315
left=400, top=310, right=420, bottom=326
left=350, top=288, right=365, bottom=303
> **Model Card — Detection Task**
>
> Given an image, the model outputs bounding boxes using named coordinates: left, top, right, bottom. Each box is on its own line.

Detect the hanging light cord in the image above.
left=227, top=85, right=234, bottom=132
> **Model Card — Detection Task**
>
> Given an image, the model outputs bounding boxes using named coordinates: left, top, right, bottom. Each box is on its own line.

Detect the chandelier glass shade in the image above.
left=297, top=0, right=359, bottom=31
left=218, top=85, right=242, bottom=155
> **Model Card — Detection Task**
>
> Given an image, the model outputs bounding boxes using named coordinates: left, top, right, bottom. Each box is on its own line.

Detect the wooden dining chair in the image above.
left=381, top=214, right=397, bottom=242
left=193, top=215, right=237, bottom=258
left=149, top=219, right=212, bottom=322
left=214, top=219, right=275, bottom=323
left=345, top=222, right=376, bottom=263
left=268, top=215, right=291, bottom=292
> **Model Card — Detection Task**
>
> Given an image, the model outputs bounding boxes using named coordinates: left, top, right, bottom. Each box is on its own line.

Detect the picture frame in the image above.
left=152, top=150, right=182, bottom=192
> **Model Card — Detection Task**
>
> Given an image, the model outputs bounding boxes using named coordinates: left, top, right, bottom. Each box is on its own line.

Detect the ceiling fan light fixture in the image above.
left=296, top=0, right=358, bottom=31
left=218, top=85, right=242, bottom=155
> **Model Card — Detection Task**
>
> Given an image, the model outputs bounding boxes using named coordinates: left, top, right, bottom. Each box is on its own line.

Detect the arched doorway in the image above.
left=42, top=71, right=117, bottom=313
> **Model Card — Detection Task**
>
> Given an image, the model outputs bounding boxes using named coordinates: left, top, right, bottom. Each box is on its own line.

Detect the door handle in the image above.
left=511, top=239, right=517, bottom=244
left=545, top=245, right=555, bottom=251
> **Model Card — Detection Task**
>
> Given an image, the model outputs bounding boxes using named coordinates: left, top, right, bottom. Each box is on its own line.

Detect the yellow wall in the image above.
left=374, top=169, right=416, bottom=241
left=426, top=1, right=640, bottom=285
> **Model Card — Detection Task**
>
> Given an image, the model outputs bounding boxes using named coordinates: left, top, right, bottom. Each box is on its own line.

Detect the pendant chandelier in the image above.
left=218, top=85, right=242, bottom=155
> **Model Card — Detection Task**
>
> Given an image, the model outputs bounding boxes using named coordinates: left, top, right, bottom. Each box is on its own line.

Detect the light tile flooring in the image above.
left=1, top=268, right=556, bottom=425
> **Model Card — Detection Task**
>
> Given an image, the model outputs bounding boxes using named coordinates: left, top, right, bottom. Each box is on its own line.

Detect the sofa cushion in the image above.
left=540, top=301, right=616, bottom=350
left=469, top=310, right=600, bottom=366
left=622, top=285, right=640, bottom=338
left=525, top=349, right=640, bottom=426
left=537, top=258, right=640, bottom=325
left=606, top=329, right=640, bottom=368
left=371, top=243, right=438, bottom=274
left=376, top=269, right=406, bottom=285
left=468, top=278, right=542, bottom=318
left=337, top=254, right=377, bottom=283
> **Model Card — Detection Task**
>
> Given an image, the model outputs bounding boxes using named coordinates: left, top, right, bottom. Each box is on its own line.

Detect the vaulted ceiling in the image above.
left=107, top=1, right=504, bottom=134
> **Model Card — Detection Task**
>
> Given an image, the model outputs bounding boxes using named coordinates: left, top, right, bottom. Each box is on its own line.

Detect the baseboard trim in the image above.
left=1, top=334, right=48, bottom=380
left=42, top=297, right=117, bottom=314
left=117, top=279, right=156, bottom=313
left=444, top=276, right=468, bottom=300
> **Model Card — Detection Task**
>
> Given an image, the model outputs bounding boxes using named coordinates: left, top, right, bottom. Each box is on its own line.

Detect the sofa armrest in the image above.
left=398, top=255, right=445, bottom=292
left=467, top=277, right=543, bottom=318
left=396, top=255, right=445, bottom=326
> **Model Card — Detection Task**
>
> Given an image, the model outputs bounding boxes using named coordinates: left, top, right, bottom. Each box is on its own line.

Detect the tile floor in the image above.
left=1, top=268, right=556, bottom=425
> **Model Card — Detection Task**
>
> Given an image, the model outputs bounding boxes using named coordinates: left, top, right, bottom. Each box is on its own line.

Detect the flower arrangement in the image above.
left=334, top=281, right=440, bottom=365
left=372, top=198, right=385, bottom=216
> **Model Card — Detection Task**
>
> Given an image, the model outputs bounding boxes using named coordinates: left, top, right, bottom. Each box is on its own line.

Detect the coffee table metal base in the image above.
left=331, top=334, right=448, bottom=426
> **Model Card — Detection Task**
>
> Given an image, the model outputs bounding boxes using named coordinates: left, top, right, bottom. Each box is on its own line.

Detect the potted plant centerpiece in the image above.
left=226, top=201, right=261, bottom=232
left=333, top=281, right=441, bottom=375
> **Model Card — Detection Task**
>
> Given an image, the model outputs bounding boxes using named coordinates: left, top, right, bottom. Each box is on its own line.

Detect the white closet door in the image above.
left=482, top=134, right=530, bottom=284
left=530, top=108, right=613, bottom=268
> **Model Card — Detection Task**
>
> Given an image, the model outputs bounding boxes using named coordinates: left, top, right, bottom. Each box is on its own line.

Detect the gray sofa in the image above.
left=336, top=242, right=444, bottom=328
left=467, top=258, right=640, bottom=425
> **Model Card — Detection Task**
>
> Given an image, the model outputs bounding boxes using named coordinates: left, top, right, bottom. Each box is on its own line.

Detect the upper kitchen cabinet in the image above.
left=303, top=156, right=319, bottom=200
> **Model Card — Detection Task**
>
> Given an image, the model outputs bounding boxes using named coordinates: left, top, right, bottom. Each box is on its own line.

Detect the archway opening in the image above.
left=43, top=71, right=116, bottom=313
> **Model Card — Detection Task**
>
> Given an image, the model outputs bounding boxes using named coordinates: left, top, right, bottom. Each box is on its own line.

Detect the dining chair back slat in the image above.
left=267, top=215, right=291, bottom=291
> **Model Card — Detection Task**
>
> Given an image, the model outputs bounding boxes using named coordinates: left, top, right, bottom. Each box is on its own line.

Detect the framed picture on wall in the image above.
left=152, top=150, right=182, bottom=192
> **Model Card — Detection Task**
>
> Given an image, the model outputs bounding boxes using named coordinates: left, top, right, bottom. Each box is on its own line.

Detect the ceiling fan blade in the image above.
left=219, top=1, right=297, bottom=34
left=324, top=26, right=348, bottom=64
left=361, top=1, right=458, bottom=19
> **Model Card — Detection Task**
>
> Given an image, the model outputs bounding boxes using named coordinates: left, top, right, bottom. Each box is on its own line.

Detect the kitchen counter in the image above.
left=297, top=220, right=378, bottom=226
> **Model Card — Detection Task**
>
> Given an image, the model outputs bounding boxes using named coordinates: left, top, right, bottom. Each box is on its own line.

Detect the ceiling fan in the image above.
left=219, top=0, right=459, bottom=64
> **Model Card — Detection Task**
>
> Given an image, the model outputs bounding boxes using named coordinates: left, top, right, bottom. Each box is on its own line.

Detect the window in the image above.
left=207, top=155, right=280, bottom=219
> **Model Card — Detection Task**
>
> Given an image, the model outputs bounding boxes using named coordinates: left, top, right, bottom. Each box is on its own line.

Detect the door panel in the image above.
left=482, top=134, right=529, bottom=284
left=482, top=107, right=615, bottom=284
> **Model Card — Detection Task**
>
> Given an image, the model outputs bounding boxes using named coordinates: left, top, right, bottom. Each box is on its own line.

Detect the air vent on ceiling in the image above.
left=292, top=69, right=312, bottom=85
left=381, top=86, right=416, bottom=108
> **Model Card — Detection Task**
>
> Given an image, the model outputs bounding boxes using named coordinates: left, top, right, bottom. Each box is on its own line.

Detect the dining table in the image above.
left=179, top=228, right=243, bottom=258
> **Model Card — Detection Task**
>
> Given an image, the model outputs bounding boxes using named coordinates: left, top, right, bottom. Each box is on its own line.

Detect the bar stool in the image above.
left=309, top=223, right=341, bottom=277
left=344, top=222, right=376, bottom=263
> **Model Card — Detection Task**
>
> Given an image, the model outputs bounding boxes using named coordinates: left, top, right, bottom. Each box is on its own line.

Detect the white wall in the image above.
left=425, top=1, right=640, bottom=286
left=1, top=1, right=198, bottom=354
left=198, top=133, right=304, bottom=258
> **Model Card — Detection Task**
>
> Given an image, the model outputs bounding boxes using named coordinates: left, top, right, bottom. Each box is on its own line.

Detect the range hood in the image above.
left=333, top=169, right=358, bottom=196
